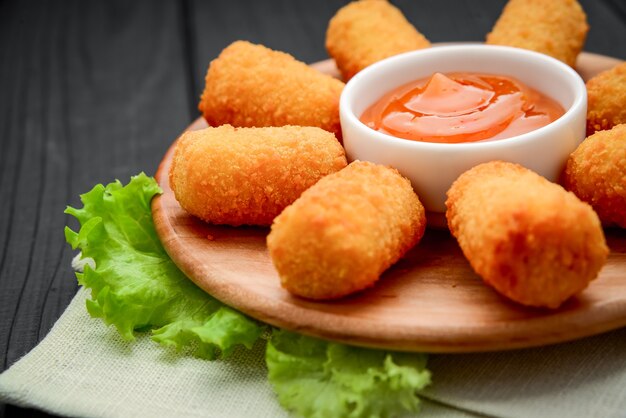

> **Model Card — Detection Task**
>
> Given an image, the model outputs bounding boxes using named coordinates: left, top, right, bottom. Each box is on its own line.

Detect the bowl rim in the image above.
left=340, top=44, right=587, bottom=151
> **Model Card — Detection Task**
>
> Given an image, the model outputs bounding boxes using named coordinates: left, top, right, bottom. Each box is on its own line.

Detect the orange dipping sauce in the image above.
left=360, top=72, right=565, bottom=143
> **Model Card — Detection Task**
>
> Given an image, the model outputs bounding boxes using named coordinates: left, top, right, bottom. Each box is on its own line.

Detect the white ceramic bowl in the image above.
left=340, top=44, right=587, bottom=225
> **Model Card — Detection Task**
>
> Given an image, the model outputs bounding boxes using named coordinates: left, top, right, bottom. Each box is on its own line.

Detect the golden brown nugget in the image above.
left=446, top=161, right=607, bottom=309
left=169, top=125, right=347, bottom=226
left=268, top=161, right=426, bottom=300
left=199, top=41, right=344, bottom=139
left=326, top=0, right=430, bottom=81
left=562, top=124, right=626, bottom=228
left=486, top=0, right=588, bottom=67
left=586, top=62, right=626, bottom=135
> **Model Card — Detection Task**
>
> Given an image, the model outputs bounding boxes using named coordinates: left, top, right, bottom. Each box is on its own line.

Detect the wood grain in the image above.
left=0, top=1, right=192, bottom=416
left=153, top=54, right=626, bottom=353
left=0, top=0, right=625, bottom=415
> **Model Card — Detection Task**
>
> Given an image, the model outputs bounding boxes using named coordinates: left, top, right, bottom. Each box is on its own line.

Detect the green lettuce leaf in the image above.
left=64, top=173, right=263, bottom=359
left=65, top=172, right=433, bottom=417
left=266, top=329, right=431, bottom=418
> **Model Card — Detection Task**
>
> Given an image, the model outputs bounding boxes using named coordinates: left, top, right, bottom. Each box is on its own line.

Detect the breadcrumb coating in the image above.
left=326, top=0, right=430, bottom=81
left=486, top=0, right=588, bottom=67
left=446, top=161, right=607, bottom=309
left=562, top=124, right=626, bottom=228
left=268, top=161, right=426, bottom=300
left=586, top=62, right=626, bottom=135
left=199, top=41, right=344, bottom=139
left=169, top=125, right=347, bottom=226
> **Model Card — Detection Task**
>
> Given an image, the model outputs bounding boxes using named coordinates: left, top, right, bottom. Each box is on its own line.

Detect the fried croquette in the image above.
left=199, top=41, right=344, bottom=139
left=446, top=161, right=607, bottom=309
left=562, top=124, right=626, bottom=228
left=267, top=161, right=426, bottom=300
left=169, top=125, right=347, bottom=226
left=326, top=0, right=430, bottom=81
left=486, top=0, right=588, bottom=67
left=585, top=62, right=626, bottom=135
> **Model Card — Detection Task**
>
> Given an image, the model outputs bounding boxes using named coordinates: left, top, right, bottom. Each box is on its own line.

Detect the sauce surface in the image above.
left=360, top=72, right=565, bottom=143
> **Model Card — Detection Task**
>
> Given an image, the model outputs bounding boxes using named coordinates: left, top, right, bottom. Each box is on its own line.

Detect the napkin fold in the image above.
left=1, top=288, right=624, bottom=418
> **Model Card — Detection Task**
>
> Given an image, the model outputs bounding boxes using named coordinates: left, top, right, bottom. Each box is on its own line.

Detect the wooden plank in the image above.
left=0, top=1, right=191, bottom=416
left=188, top=0, right=347, bottom=107
left=584, top=0, right=626, bottom=57
left=0, top=0, right=624, bottom=416
left=189, top=0, right=625, bottom=102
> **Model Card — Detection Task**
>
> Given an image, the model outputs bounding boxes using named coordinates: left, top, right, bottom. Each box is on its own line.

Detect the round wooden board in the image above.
left=153, top=53, right=626, bottom=353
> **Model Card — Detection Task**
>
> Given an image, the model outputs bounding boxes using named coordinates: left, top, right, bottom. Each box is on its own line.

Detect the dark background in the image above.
left=1, top=0, right=624, bottom=416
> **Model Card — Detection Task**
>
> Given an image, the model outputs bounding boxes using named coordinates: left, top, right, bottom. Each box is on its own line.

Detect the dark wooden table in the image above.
left=1, top=1, right=624, bottom=416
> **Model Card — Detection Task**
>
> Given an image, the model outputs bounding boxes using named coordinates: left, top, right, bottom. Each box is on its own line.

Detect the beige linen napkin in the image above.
left=422, top=325, right=626, bottom=418
left=0, top=289, right=475, bottom=418
left=2, top=288, right=625, bottom=418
